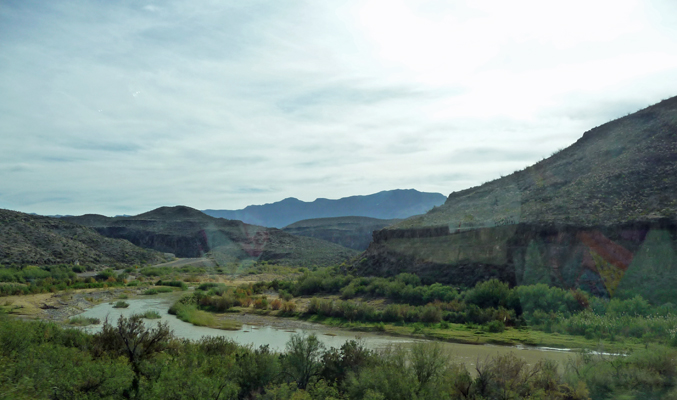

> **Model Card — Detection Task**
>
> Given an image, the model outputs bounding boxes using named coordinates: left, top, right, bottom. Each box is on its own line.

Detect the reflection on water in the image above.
left=74, top=294, right=575, bottom=368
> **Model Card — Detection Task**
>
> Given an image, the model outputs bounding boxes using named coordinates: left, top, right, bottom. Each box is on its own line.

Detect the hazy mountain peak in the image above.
left=135, top=206, right=211, bottom=220
left=202, top=189, right=446, bottom=228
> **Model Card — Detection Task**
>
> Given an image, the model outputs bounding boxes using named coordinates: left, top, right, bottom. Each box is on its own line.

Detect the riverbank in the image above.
left=0, top=281, right=646, bottom=354
left=215, top=306, right=645, bottom=353
left=0, top=287, right=180, bottom=322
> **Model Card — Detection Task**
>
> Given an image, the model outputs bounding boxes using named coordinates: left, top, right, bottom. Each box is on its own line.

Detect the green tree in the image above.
left=283, top=333, right=326, bottom=390
left=92, top=314, right=174, bottom=398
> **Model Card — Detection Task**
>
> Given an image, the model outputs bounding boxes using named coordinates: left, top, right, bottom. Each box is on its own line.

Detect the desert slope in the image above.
left=356, top=96, right=677, bottom=303
left=0, top=209, right=166, bottom=266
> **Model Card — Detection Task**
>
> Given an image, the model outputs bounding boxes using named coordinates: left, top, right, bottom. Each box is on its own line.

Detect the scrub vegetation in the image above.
left=2, top=313, right=677, bottom=399
left=174, top=267, right=677, bottom=350
left=0, top=264, right=129, bottom=296
left=282, top=269, right=677, bottom=347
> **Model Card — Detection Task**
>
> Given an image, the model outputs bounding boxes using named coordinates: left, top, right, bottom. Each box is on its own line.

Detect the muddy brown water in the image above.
left=73, top=292, right=577, bottom=370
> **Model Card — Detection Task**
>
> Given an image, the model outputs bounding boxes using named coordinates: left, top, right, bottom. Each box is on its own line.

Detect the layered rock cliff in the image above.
left=356, top=96, right=677, bottom=303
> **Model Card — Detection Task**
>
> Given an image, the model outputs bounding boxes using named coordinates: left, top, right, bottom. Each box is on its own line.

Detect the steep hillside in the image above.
left=356, top=96, right=677, bottom=303
left=64, top=206, right=358, bottom=267
left=283, top=216, right=401, bottom=250
left=0, top=209, right=166, bottom=266
left=203, top=189, right=445, bottom=228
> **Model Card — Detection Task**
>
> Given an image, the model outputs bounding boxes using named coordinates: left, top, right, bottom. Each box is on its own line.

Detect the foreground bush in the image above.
left=3, top=314, right=677, bottom=399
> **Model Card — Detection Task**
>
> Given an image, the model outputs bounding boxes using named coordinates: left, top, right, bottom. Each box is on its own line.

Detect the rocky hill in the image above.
left=0, top=209, right=166, bottom=267
left=356, top=96, right=677, bottom=303
left=203, top=189, right=445, bottom=228
left=64, top=206, right=358, bottom=267
left=282, top=216, right=401, bottom=250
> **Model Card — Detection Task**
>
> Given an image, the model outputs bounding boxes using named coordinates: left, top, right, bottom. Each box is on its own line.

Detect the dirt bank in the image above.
left=1, top=287, right=146, bottom=322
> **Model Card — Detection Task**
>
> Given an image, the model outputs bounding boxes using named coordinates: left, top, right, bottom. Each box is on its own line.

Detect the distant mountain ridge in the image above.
left=64, top=206, right=358, bottom=267
left=202, top=189, right=446, bottom=228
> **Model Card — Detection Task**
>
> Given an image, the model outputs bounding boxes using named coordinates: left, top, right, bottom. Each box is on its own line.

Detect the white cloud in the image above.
left=1, top=0, right=676, bottom=215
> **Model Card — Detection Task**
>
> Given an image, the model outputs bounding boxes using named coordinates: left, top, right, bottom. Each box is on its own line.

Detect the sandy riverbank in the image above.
left=0, top=287, right=147, bottom=322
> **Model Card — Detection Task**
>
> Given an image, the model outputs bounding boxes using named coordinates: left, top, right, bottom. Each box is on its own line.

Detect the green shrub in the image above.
left=382, top=304, right=405, bottom=323
left=155, top=280, right=188, bottom=290
left=197, top=282, right=224, bottom=291
left=607, top=295, right=652, bottom=317
left=278, top=290, right=293, bottom=301
left=486, top=320, right=505, bottom=333
left=340, top=286, right=357, bottom=299
left=113, top=301, right=129, bottom=308
left=282, top=301, right=297, bottom=313
left=253, top=297, right=269, bottom=310
left=395, top=273, right=421, bottom=287
left=68, top=316, right=100, bottom=326
left=420, top=305, right=442, bottom=323
left=142, top=310, right=162, bottom=319
left=465, top=279, right=516, bottom=309
left=515, top=284, right=587, bottom=316
left=143, top=287, right=173, bottom=295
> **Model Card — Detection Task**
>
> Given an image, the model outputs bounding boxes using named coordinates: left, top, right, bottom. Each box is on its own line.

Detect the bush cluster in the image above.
left=4, top=315, right=677, bottom=399
left=0, top=264, right=144, bottom=296
left=276, top=269, right=677, bottom=343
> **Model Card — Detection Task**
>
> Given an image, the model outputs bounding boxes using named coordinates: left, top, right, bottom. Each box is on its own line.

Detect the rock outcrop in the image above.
left=283, top=216, right=402, bottom=250
left=356, top=96, right=677, bottom=303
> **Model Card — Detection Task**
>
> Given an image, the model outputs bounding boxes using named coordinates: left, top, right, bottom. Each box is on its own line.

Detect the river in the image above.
left=73, top=293, right=578, bottom=369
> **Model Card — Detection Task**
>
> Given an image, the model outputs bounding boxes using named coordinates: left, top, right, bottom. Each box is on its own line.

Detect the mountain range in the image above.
left=202, top=189, right=446, bottom=228
left=63, top=206, right=358, bottom=267
left=356, top=96, right=677, bottom=304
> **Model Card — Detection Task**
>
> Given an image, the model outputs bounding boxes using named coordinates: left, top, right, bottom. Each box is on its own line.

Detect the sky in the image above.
left=2, top=0, right=677, bottom=216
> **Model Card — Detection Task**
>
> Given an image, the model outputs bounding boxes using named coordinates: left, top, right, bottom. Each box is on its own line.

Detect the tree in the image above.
left=283, top=333, right=325, bottom=389
left=92, top=314, right=174, bottom=398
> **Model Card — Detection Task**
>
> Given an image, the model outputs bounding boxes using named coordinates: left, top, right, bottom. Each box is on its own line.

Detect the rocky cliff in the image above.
left=356, top=96, right=677, bottom=303
left=64, top=206, right=358, bottom=267
left=283, top=216, right=401, bottom=250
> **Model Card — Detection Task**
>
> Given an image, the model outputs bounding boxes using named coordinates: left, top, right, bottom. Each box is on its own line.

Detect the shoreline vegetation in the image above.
left=2, top=261, right=675, bottom=353
left=159, top=266, right=677, bottom=353
left=4, top=261, right=677, bottom=398
left=2, top=312, right=677, bottom=399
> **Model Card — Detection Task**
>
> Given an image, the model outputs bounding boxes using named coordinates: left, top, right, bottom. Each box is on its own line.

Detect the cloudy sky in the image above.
left=2, top=0, right=677, bottom=216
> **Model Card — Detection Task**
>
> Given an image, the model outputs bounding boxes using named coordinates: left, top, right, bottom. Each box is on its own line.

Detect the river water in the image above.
left=74, top=293, right=576, bottom=369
